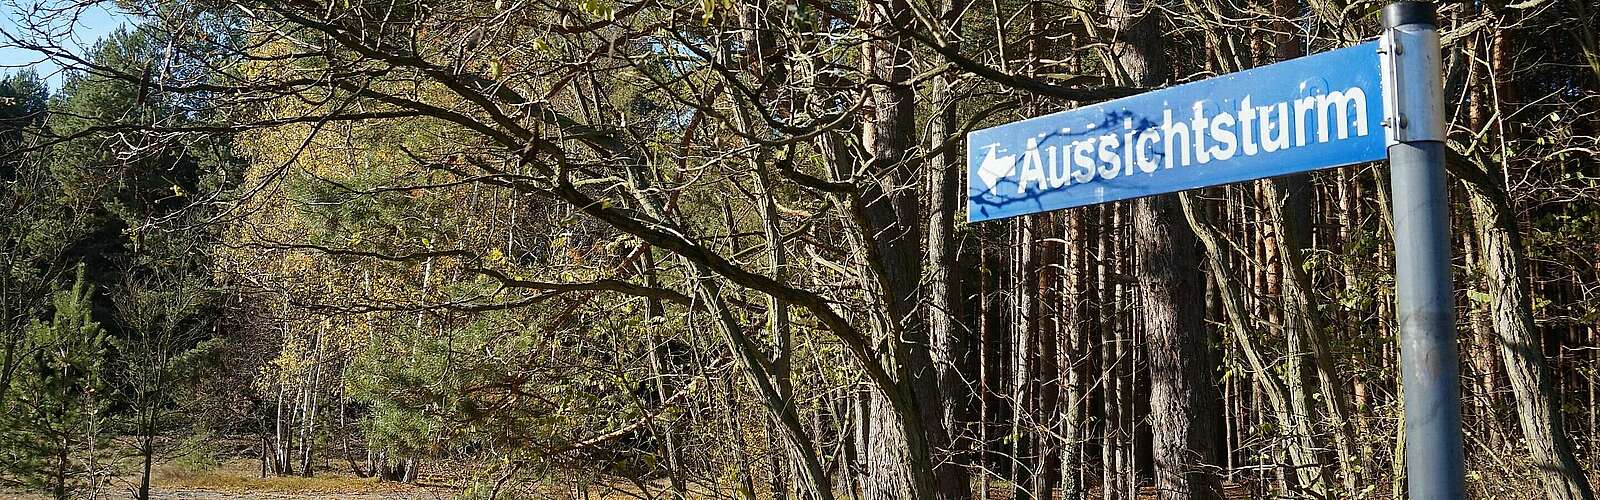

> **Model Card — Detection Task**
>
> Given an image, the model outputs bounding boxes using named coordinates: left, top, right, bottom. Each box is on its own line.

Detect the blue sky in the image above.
left=1, top=2, right=134, bottom=90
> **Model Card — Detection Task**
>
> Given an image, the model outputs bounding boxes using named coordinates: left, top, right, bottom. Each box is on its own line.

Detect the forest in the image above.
left=0, top=0, right=1597, bottom=498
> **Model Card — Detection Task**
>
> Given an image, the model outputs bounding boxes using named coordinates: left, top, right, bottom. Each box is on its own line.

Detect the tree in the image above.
left=1103, top=0, right=1223, bottom=498
left=0, top=68, right=59, bottom=434
left=3, top=0, right=1598, bottom=498
left=2, top=19, right=236, bottom=497
left=0, top=266, right=111, bottom=500
left=112, top=269, right=213, bottom=500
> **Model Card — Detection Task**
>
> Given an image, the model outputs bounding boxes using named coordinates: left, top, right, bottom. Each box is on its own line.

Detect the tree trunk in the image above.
left=1452, top=16, right=1596, bottom=497
left=926, top=0, right=972, bottom=462
left=851, top=1, right=964, bottom=497
left=1098, top=206, right=1121, bottom=500
left=1059, top=210, right=1088, bottom=500
left=1134, top=194, right=1223, bottom=500
left=53, top=428, right=67, bottom=500
left=1178, top=193, right=1320, bottom=497
left=642, top=248, right=688, bottom=498
left=729, top=10, right=798, bottom=496
left=299, top=324, right=325, bottom=478
left=690, top=267, right=836, bottom=500
left=1011, top=220, right=1036, bottom=500
left=1105, top=0, right=1223, bottom=497
left=1262, top=177, right=1359, bottom=497
left=138, top=421, right=154, bottom=500
left=755, top=145, right=794, bottom=500
left=1461, top=175, right=1595, bottom=500
left=275, top=380, right=292, bottom=475
left=1034, top=215, right=1062, bottom=500
left=260, top=432, right=269, bottom=479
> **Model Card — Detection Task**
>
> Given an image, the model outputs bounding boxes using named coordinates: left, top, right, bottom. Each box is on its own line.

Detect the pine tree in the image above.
left=0, top=265, right=111, bottom=499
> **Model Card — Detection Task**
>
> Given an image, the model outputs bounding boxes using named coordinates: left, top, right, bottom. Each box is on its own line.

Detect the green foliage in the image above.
left=170, top=428, right=222, bottom=473
left=0, top=266, right=112, bottom=499
left=41, top=24, right=236, bottom=286
left=0, top=69, right=49, bottom=155
left=6, top=1, right=1599, bottom=497
left=0, top=18, right=234, bottom=496
left=344, top=305, right=651, bottom=477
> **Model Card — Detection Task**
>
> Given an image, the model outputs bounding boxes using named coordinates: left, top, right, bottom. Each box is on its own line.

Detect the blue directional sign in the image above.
left=968, top=41, right=1386, bottom=222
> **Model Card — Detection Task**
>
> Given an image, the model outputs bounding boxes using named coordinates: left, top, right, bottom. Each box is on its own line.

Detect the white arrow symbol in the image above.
left=976, top=143, right=1017, bottom=194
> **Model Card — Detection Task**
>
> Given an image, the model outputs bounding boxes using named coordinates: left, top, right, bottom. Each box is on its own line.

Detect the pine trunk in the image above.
left=1107, top=0, right=1223, bottom=497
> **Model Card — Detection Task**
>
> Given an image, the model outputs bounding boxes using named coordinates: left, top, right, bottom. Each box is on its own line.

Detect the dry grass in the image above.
left=151, top=459, right=453, bottom=496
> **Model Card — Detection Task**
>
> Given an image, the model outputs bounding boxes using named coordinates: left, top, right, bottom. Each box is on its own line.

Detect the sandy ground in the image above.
left=2, top=484, right=458, bottom=500
left=0, top=459, right=462, bottom=500
left=2, top=490, right=451, bottom=500
left=144, top=489, right=454, bottom=499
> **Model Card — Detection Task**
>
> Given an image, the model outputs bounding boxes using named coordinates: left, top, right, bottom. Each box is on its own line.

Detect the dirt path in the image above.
left=1, top=489, right=452, bottom=500
left=147, top=488, right=454, bottom=500
left=0, top=460, right=461, bottom=500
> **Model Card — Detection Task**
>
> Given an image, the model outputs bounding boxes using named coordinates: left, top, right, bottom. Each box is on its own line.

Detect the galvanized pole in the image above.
left=1381, top=2, right=1464, bottom=499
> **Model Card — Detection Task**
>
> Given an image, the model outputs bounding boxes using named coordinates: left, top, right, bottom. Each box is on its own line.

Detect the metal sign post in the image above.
left=1381, top=2, right=1464, bottom=499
